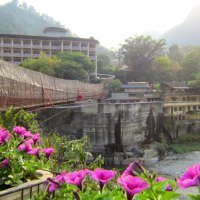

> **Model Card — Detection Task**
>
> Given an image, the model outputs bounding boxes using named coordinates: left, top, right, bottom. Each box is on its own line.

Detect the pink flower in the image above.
left=118, top=175, right=149, bottom=200
left=23, top=131, right=32, bottom=139
left=122, top=163, right=136, bottom=177
left=178, top=164, right=200, bottom=188
left=48, top=181, right=59, bottom=192
left=31, top=133, right=40, bottom=144
left=65, top=170, right=89, bottom=190
left=42, top=147, right=55, bottom=158
left=0, top=158, right=11, bottom=168
left=13, top=126, right=27, bottom=137
left=0, top=128, right=11, bottom=144
left=27, top=147, right=40, bottom=158
left=47, top=171, right=67, bottom=192
left=90, top=168, right=117, bottom=190
left=55, top=171, right=68, bottom=183
left=155, top=176, right=173, bottom=191
left=25, top=139, right=34, bottom=145
left=17, top=143, right=32, bottom=152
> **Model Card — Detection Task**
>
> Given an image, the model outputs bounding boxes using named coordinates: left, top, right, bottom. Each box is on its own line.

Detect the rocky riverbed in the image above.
left=150, top=151, right=200, bottom=177
left=149, top=151, right=200, bottom=199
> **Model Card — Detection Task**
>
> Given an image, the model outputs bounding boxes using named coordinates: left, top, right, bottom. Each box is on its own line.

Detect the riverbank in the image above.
left=149, top=151, right=200, bottom=199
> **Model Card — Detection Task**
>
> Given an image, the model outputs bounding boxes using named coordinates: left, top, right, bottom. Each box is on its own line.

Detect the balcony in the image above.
left=72, top=46, right=80, bottom=50
left=51, top=46, right=61, bottom=50
left=42, top=45, right=50, bottom=49
left=32, top=54, right=40, bottom=58
left=23, top=53, right=31, bottom=57
left=63, top=46, right=71, bottom=50
left=13, top=53, right=22, bottom=57
left=13, top=44, right=22, bottom=48
left=23, top=44, right=31, bottom=48
left=32, top=45, right=41, bottom=49
left=81, top=47, right=88, bottom=50
left=89, top=47, right=95, bottom=51
left=163, top=101, right=200, bottom=107
left=3, top=52, right=12, bottom=57
left=3, top=43, right=12, bottom=47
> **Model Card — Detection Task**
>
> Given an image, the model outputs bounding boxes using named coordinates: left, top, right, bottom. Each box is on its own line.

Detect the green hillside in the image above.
left=0, top=0, right=65, bottom=36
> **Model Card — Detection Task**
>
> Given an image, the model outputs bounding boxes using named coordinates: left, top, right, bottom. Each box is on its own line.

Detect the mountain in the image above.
left=163, top=4, right=200, bottom=46
left=0, top=0, right=74, bottom=36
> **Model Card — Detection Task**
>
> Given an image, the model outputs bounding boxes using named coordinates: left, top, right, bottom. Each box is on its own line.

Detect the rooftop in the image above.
left=162, top=82, right=192, bottom=89
left=122, top=82, right=151, bottom=89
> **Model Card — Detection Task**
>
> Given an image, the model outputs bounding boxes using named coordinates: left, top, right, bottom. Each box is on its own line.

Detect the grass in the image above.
left=171, top=133, right=200, bottom=153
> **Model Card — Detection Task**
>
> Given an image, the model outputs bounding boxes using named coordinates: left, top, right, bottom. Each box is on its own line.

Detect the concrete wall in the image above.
left=83, top=101, right=162, bottom=151
left=37, top=101, right=162, bottom=152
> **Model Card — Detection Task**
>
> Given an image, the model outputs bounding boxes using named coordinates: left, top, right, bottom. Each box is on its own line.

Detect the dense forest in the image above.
left=0, top=0, right=74, bottom=36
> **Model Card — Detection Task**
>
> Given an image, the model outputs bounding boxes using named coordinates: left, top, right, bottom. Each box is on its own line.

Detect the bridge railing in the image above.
left=0, top=60, right=107, bottom=111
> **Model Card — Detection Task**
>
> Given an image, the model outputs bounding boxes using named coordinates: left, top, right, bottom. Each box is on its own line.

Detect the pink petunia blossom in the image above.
left=48, top=182, right=59, bottom=192
left=23, top=131, right=32, bottom=139
left=47, top=171, right=68, bottom=192
left=90, top=168, right=117, bottom=190
left=178, top=164, right=200, bottom=188
left=31, top=133, right=40, bottom=144
left=17, top=142, right=32, bottom=152
left=122, top=163, right=136, bottom=177
left=0, top=128, right=11, bottom=144
left=155, top=176, right=173, bottom=191
left=27, top=147, right=40, bottom=158
left=13, top=126, right=27, bottom=137
left=25, top=139, right=34, bottom=145
left=55, top=171, right=68, bottom=184
left=0, top=158, right=11, bottom=168
left=118, top=175, right=149, bottom=200
left=42, top=147, right=55, bottom=159
left=65, top=169, right=89, bottom=190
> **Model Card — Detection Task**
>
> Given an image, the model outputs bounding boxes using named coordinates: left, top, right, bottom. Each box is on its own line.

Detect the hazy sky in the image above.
left=1, top=0, right=200, bottom=48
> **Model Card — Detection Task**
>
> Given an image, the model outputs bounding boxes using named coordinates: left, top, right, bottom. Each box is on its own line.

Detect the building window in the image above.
left=198, top=105, right=200, bottom=109
left=174, top=107, right=177, bottom=111
left=179, top=107, right=182, bottom=111
left=193, top=106, right=196, bottom=110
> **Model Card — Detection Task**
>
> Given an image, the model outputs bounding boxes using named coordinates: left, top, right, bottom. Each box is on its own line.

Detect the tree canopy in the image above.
left=21, top=51, right=95, bottom=81
left=119, top=35, right=166, bottom=81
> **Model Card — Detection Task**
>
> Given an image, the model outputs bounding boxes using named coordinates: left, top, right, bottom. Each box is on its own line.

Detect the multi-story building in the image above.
left=161, top=82, right=200, bottom=121
left=0, top=27, right=99, bottom=78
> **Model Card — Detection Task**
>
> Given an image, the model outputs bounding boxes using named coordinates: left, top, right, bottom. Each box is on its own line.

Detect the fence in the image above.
left=0, top=60, right=108, bottom=111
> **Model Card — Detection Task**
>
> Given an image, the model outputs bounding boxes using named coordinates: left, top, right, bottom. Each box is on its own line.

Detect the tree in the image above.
left=97, top=54, right=111, bottom=72
left=181, top=49, right=200, bottom=81
left=21, top=51, right=95, bottom=81
left=21, top=52, right=60, bottom=76
left=109, top=79, right=122, bottom=94
left=119, top=35, right=166, bottom=81
left=168, top=44, right=182, bottom=62
left=54, top=60, right=88, bottom=81
left=151, top=56, right=182, bottom=82
left=188, top=72, right=200, bottom=88
left=56, top=52, right=95, bottom=74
